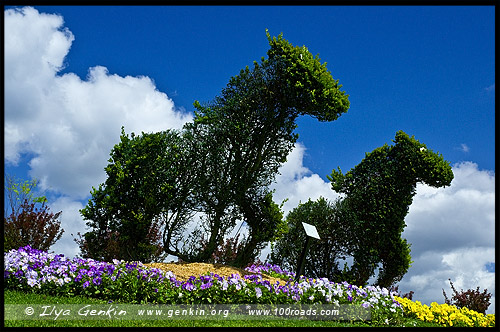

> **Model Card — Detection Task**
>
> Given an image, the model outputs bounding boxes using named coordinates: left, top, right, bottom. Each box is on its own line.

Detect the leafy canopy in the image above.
left=79, top=30, right=350, bottom=266
left=328, top=130, right=454, bottom=287
left=272, top=131, right=454, bottom=288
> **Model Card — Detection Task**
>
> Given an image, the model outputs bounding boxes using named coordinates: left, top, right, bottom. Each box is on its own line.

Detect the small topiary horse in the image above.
left=328, top=130, right=454, bottom=287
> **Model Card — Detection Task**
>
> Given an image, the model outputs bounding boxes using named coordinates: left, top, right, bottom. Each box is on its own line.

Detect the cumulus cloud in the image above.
left=271, top=143, right=341, bottom=215
left=404, top=162, right=494, bottom=253
left=399, top=162, right=495, bottom=313
left=5, top=6, right=193, bottom=263
left=48, top=196, right=86, bottom=258
left=4, top=6, right=193, bottom=199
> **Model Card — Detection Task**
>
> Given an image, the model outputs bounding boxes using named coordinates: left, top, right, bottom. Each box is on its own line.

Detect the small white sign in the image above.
left=301, top=222, right=320, bottom=240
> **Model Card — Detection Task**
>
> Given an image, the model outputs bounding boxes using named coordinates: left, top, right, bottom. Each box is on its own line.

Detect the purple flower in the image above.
left=82, top=280, right=90, bottom=289
left=255, top=287, right=262, bottom=298
left=200, top=275, right=211, bottom=283
left=182, top=282, right=195, bottom=291
left=201, top=281, right=212, bottom=290
left=126, top=262, right=138, bottom=271
left=211, top=273, right=223, bottom=282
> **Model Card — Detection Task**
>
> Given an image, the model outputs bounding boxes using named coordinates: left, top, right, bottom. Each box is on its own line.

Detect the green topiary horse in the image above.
left=328, top=130, right=454, bottom=287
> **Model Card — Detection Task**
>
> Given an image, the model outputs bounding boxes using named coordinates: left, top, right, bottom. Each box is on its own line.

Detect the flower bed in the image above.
left=4, top=245, right=493, bottom=327
left=395, top=296, right=495, bottom=327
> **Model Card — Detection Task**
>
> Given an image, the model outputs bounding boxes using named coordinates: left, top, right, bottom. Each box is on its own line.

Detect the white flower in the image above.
left=26, top=270, right=38, bottom=279
left=27, top=278, right=38, bottom=287
left=221, top=279, right=228, bottom=291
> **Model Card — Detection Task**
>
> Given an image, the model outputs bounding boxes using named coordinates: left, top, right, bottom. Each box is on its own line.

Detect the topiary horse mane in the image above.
left=328, top=130, right=454, bottom=287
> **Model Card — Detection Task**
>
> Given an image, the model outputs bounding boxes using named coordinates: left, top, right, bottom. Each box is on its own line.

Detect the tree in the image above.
left=169, top=30, right=349, bottom=267
left=4, top=174, right=63, bottom=252
left=78, top=128, right=197, bottom=263
left=269, top=197, right=356, bottom=281
left=4, top=174, right=47, bottom=218
left=272, top=131, right=453, bottom=287
left=327, top=130, right=454, bottom=287
left=5, top=200, right=64, bottom=252
left=79, top=30, right=350, bottom=266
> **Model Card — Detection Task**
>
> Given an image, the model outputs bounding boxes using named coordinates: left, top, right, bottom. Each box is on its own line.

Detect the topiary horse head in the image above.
left=328, top=130, right=454, bottom=287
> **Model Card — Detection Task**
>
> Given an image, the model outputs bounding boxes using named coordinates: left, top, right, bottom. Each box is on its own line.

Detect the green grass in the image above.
left=4, top=289, right=442, bottom=327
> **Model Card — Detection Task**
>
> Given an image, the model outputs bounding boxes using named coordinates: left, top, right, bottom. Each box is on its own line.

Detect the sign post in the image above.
left=294, top=222, right=320, bottom=282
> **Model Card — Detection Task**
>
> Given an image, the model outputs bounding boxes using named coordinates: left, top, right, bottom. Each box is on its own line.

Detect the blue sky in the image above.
left=3, top=5, right=495, bottom=313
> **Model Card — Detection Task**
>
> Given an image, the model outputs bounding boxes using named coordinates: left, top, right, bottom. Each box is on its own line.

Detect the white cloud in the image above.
left=404, top=162, right=494, bottom=253
left=399, top=162, right=495, bottom=313
left=271, top=143, right=341, bottom=215
left=48, top=196, right=86, bottom=259
left=460, top=143, right=470, bottom=153
left=4, top=6, right=193, bottom=199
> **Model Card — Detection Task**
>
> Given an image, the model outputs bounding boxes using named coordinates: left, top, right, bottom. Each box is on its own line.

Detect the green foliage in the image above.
left=79, top=30, right=349, bottom=266
left=264, top=29, right=349, bottom=121
left=4, top=174, right=62, bottom=252
left=270, top=197, right=353, bottom=281
left=4, top=174, right=47, bottom=218
left=327, top=130, right=454, bottom=287
left=79, top=128, right=196, bottom=263
left=8, top=289, right=445, bottom=328
left=273, top=131, right=454, bottom=288
left=178, top=30, right=349, bottom=267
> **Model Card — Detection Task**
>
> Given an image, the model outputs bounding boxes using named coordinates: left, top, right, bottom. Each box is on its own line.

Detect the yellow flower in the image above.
left=394, top=296, right=495, bottom=327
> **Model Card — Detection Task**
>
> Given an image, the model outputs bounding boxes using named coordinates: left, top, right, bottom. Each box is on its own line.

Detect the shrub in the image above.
left=442, top=278, right=492, bottom=315
left=4, top=199, right=63, bottom=252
